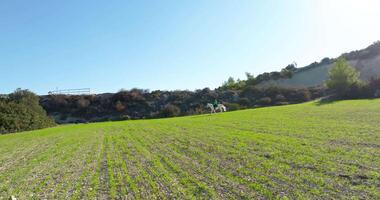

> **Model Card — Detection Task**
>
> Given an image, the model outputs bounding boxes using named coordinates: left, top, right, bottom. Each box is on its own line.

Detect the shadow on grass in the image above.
left=315, top=96, right=341, bottom=106
left=315, top=95, right=379, bottom=106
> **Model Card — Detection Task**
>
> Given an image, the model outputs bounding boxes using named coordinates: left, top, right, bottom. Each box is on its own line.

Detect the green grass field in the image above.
left=0, top=100, right=379, bottom=199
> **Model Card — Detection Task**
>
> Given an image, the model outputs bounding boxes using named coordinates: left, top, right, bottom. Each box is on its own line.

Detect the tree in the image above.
left=219, top=76, right=246, bottom=90
left=325, top=58, right=362, bottom=97
left=285, top=62, right=297, bottom=71
left=1, top=89, right=55, bottom=134
left=221, top=77, right=236, bottom=88
left=245, top=72, right=257, bottom=86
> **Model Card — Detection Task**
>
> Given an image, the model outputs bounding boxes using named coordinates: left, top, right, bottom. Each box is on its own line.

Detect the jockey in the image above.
left=213, top=99, right=218, bottom=108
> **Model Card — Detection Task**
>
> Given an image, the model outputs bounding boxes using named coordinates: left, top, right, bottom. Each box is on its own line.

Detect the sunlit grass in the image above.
left=0, top=99, right=379, bottom=199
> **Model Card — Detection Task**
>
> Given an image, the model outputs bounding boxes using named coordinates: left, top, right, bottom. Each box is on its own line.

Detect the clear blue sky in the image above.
left=1, top=0, right=380, bottom=94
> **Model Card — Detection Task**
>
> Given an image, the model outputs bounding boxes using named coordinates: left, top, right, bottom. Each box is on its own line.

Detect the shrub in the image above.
left=0, top=89, right=55, bottom=134
left=114, top=101, right=126, bottom=112
left=344, top=84, right=371, bottom=99
left=275, top=94, right=286, bottom=102
left=238, top=97, right=250, bottom=107
left=288, top=89, right=311, bottom=102
left=369, top=77, right=380, bottom=97
left=257, top=97, right=272, bottom=105
left=225, top=103, right=240, bottom=111
left=76, top=97, right=90, bottom=109
left=160, top=104, right=181, bottom=117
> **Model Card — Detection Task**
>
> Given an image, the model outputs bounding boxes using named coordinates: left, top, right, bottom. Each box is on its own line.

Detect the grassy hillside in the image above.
left=1, top=100, right=379, bottom=199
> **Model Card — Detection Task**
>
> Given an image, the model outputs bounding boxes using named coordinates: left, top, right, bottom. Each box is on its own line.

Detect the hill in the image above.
left=259, top=41, right=380, bottom=88
left=1, top=99, right=379, bottom=199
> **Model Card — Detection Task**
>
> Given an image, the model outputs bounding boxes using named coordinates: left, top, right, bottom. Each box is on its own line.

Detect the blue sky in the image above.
left=1, top=0, right=380, bottom=94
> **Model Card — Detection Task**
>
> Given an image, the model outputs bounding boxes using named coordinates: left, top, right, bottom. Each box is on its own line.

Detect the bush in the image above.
left=257, top=97, right=272, bottom=105
left=287, top=89, right=312, bottom=102
left=225, top=103, right=241, bottom=111
left=114, top=100, right=126, bottom=112
left=369, top=77, right=380, bottom=97
left=0, top=89, right=55, bottom=134
left=238, top=97, right=251, bottom=107
left=160, top=104, right=181, bottom=117
left=345, top=84, right=371, bottom=99
left=275, top=94, right=286, bottom=102
left=76, top=97, right=90, bottom=109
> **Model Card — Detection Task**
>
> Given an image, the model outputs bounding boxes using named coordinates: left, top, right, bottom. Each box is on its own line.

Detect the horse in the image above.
left=206, top=103, right=227, bottom=113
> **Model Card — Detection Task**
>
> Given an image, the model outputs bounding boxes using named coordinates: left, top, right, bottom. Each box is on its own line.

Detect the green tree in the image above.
left=326, top=58, right=362, bottom=97
left=220, top=77, right=245, bottom=90
left=245, top=72, right=256, bottom=85
left=224, top=77, right=235, bottom=86
left=0, top=89, right=55, bottom=134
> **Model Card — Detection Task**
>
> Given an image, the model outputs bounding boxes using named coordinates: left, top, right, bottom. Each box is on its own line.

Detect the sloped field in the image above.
left=0, top=100, right=379, bottom=199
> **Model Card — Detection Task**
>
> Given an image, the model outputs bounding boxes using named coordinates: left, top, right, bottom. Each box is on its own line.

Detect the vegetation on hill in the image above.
left=294, top=41, right=380, bottom=75
left=326, top=57, right=363, bottom=96
left=40, top=85, right=323, bottom=123
left=218, top=63, right=298, bottom=91
left=326, top=58, right=380, bottom=99
left=0, top=99, right=379, bottom=199
left=342, top=40, right=380, bottom=60
left=0, top=89, right=55, bottom=134
left=235, top=41, right=380, bottom=89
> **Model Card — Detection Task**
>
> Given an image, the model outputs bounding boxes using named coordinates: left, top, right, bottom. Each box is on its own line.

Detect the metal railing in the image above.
left=48, top=88, right=91, bottom=95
